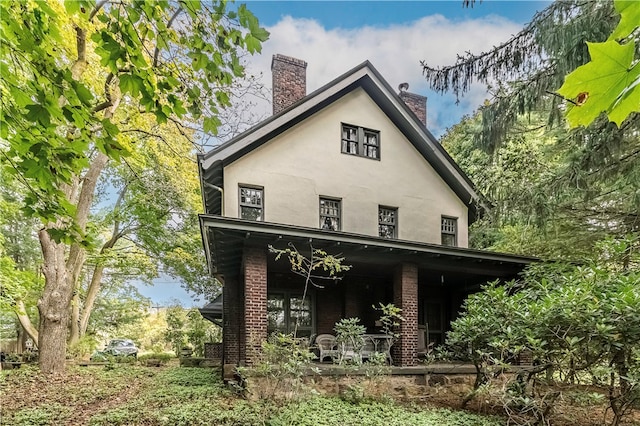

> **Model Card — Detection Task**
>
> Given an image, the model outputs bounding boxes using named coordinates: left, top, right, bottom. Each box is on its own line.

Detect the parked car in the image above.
left=91, top=339, right=138, bottom=361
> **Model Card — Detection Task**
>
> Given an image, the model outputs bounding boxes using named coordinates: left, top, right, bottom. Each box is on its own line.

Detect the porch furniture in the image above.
left=365, top=334, right=394, bottom=364
left=338, top=334, right=394, bottom=364
left=315, top=334, right=339, bottom=362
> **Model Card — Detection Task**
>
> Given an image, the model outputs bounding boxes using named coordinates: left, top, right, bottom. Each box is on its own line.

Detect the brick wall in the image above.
left=316, top=286, right=343, bottom=334
left=204, top=342, right=222, bottom=360
left=399, top=91, right=427, bottom=126
left=222, top=275, right=241, bottom=366
left=243, top=246, right=268, bottom=366
left=272, top=54, right=307, bottom=115
left=393, top=263, right=418, bottom=366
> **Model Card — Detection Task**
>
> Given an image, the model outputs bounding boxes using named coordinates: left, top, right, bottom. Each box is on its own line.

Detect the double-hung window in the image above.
left=341, top=124, right=380, bottom=160
left=441, top=216, right=457, bottom=246
left=319, top=197, right=341, bottom=231
left=239, top=186, right=263, bottom=221
left=267, top=292, right=313, bottom=338
left=378, top=206, right=397, bottom=239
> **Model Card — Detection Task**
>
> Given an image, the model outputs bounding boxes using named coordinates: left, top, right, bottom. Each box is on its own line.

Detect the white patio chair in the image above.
left=315, top=334, right=339, bottom=362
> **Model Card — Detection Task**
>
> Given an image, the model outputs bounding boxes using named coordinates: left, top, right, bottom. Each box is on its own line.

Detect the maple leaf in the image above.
left=557, top=40, right=640, bottom=127
left=610, top=0, right=640, bottom=41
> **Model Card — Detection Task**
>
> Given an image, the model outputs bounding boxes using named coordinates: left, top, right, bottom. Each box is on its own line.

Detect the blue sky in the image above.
left=246, top=1, right=550, bottom=28
left=142, top=0, right=551, bottom=307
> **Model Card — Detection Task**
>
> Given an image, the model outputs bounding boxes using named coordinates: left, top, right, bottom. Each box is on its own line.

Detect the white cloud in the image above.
left=244, top=14, right=522, bottom=137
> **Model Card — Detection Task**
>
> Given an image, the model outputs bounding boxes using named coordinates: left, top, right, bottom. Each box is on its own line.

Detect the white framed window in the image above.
left=320, top=197, right=341, bottom=231
left=239, top=186, right=263, bottom=221
left=441, top=216, right=457, bottom=246
left=341, top=123, right=380, bottom=160
left=379, top=206, right=397, bottom=239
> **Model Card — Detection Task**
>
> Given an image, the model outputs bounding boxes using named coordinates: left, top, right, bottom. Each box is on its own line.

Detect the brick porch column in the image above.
left=393, top=263, right=418, bottom=366
left=222, top=275, right=241, bottom=366
left=243, top=246, right=268, bottom=366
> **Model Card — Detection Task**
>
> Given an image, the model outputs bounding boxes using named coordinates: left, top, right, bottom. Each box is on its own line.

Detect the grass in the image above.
left=1, top=365, right=503, bottom=426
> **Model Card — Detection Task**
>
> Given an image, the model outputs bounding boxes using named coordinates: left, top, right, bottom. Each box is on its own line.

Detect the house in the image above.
left=197, top=54, right=535, bottom=372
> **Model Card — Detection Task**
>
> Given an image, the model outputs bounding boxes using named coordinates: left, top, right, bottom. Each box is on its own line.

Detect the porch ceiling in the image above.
left=200, top=215, right=537, bottom=282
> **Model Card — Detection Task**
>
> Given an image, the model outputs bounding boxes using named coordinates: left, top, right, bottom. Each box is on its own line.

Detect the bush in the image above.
left=446, top=237, right=640, bottom=425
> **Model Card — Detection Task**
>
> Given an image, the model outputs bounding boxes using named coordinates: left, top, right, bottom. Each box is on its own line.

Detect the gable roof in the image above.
left=197, top=60, right=488, bottom=222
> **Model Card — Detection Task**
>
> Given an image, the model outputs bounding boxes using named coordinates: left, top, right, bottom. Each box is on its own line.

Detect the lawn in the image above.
left=0, top=364, right=502, bottom=426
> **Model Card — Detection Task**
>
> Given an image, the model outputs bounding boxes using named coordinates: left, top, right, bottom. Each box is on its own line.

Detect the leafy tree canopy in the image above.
left=0, top=0, right=268, bottom=242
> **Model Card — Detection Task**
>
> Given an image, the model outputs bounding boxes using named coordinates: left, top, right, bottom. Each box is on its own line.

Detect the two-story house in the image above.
left=198, top=54, right=535, bottom=372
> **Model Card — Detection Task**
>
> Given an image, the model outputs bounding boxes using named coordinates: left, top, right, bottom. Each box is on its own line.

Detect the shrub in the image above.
left=446, top=237, right=640, bottom=425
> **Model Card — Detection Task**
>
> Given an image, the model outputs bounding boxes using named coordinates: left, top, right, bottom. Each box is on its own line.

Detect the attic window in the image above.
left=341, top=124, right=380, bottom=160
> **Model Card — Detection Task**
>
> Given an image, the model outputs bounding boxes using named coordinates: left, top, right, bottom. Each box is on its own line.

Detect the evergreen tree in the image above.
left=429, top=0, right=639, bottom=257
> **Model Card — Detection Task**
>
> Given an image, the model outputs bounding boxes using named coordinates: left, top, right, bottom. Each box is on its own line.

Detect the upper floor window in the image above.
left=441, top=216, right=457, bottom=246
left=379, top=206, right=397, bottom=239
left=239, top=186, right=263, bottom=221
left=341, top=124, right=380, bottom=160
left=320, top=197, right=341, bottom=231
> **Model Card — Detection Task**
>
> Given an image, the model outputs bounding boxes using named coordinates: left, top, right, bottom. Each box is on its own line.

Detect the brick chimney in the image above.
left=398, top=84, right=427, bottom=126
left=271, top=54, right=307, bottom=115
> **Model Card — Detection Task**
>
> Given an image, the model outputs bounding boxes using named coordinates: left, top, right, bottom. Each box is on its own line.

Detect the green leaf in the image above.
left=557, top=40, right=640, bottom=127
left=72, top=82, right=95, bottom=106
left=119, top=74, right=143, bottom=98
left=251, top=26, right=270, bottom=43
left=610, top=0, right=640, bottom=41
left=203, top=116, right=221, bottom=135
left=25, top=104, right=51, bottom=127
left=245, top=35, right=262, bottom=54
left=64, top=0, right=80, bottom=14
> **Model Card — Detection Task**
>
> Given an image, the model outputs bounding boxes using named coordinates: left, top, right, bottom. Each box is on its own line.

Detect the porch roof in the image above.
left=200, top=215, right=537, bottom=281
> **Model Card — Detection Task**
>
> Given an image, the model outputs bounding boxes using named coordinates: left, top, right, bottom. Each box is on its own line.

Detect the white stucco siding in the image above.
left=223, top=88, right=469, bottom=247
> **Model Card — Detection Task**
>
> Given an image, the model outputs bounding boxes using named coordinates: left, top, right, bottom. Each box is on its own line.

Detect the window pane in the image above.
left=341, top=125, right=358, bottom=154
left=241, top=206, right=262, bottom=221
left=379, top=224, right=395, bottom=238
left=290, top=297, right=310, bottom=311
left=267, top=296, right=286, bottom=331
left=363, top=130, right=380, bottom=159
left=365, top=132, right=378, bottom=146
left=442, top=234, right=456, bottom=246
left=291, top=310, right=311, bottom=327
left=240, top=188, right=262, bottom=207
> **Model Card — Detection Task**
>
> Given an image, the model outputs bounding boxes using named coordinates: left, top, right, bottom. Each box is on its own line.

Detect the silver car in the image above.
left=103, top=339, right=138, bottom=357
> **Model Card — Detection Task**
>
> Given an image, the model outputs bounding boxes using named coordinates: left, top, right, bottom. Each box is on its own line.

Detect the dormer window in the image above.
left=341, top=124, right=380, bottom=160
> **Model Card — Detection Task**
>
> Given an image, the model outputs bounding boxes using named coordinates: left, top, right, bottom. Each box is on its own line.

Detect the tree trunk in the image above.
left=69, top=292, right=81, bottom=346
left=37, top=152, right=109, bottom=373
left=79, top=185, right=125, bottom=337
left=14, top=300, right=39, bottom=344
left=37, top=230, right=73, bottom=374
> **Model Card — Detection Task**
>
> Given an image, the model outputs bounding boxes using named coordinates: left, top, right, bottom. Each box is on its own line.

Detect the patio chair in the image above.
left=315, top=334, right=339, bottom=362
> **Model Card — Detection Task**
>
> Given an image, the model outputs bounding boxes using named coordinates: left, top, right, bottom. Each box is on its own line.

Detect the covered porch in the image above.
left=200, top=215, right=535, bottom=371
